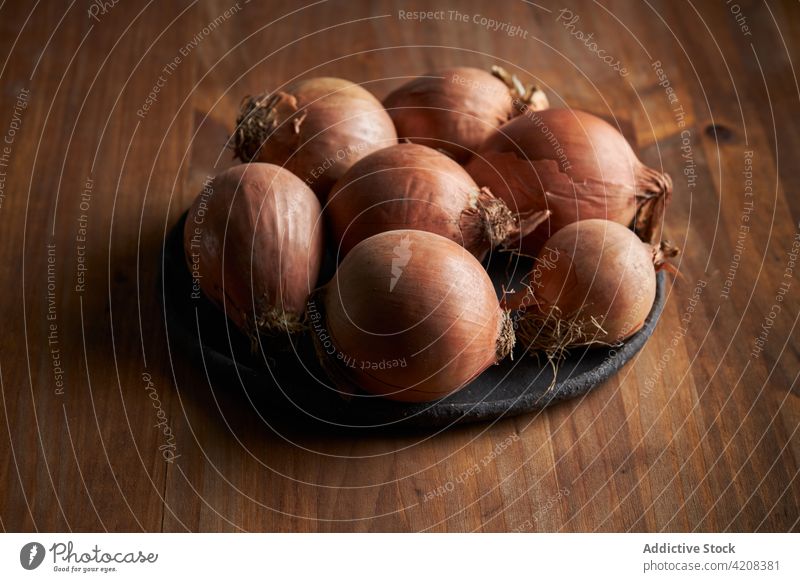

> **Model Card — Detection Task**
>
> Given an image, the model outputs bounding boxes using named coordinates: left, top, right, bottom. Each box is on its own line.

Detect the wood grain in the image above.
left=0, top=0, right=798, bottom=532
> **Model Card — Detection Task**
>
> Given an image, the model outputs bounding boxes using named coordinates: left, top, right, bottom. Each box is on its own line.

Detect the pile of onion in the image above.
left=308, top=230, right=514, bottom=402
left=180, top=71, right=682, bottom=406
left=232, top=77, right=397, bottom=197
left=383, top=66, right=548, bottom=163
left=507, top=219, right=677, bottom=360
left=465, top=108, right=672, bottom=254
left=326, top=143, right=549, bottom=260
left=184, top=163, right=323, bottom=342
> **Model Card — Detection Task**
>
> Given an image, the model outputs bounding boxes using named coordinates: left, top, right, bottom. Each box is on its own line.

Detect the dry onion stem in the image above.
left=232, top=92, right=304, bottom=164
left=490, top=65, right=550, bottom=113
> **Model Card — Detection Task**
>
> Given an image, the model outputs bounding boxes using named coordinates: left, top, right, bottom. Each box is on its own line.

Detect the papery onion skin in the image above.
left=465, top=109, right=672, bottom=254
left=184, top=163, right=323, bottom=339
left=510, top=219, right=659, bottom=351
left=383, top=67, right=548, bottom=163
left=326, top=143, right=548, bottom=261
left=310, top=230, right=514, bottom=402
left=233, top=77, right=397, bottom=198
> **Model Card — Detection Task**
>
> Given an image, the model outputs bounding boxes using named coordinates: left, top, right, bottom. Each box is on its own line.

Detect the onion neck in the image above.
left=231, top=91, right=301, bottom=162
left=634, top=163, right=673, bottom=245
left=460, top=187, right=550, bottom=255
left=652, top=239, right=680, bottom=274
left=490, top=65, right=549, bottom=116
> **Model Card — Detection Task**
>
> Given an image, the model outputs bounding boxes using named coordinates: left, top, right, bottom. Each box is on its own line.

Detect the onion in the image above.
left=232, top=77, right=397, bottom=197
left=308, top=230, right=514, bottom=402
left=465, top=108, right=672, bottom=254
left=383, top=66, right=548, bottom=163
left=184, top=163, right=323, bottom=341
left=508, top=219, right=677, bottom=358
left=326, top=143, right=549, bottom=260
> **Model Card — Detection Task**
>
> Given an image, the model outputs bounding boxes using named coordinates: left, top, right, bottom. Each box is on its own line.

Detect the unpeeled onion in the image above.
left=184, top=163, right=323, bottom=340
left=507, top=219, right=677, bottom=357
left=232, top=77, right=397, bottom=197
left=326, top=143, right=549, bottom=260
left=383, top=66, right=548, bottom=163
left=466, top=109, right=672, bottom=254
left=308, top=230, right=514, bottom=402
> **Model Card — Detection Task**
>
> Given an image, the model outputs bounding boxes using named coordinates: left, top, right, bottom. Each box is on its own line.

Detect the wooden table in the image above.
left=1, top=0, right=798, bottom=532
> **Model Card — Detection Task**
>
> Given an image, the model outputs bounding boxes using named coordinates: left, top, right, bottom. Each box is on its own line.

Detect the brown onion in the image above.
left=326, top=143, right=549, bottom=260
left=508, top=219, right=677, bottom=358
left=465, top=108, right=672, bottom=254
left=184, top=163, right=323, bottom=341
left=383, top=66, right=548, bottom=163
left=309, top=230, right=514, bottom=402
left=232, top=77, right=397, bottom=197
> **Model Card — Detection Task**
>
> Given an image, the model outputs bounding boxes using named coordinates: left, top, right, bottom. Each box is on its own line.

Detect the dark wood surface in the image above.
left=1, top=0, right=798, bottom=532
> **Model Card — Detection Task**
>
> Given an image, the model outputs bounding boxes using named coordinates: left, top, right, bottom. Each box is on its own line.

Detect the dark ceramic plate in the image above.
left=161, top=212, right=666, bottom=429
